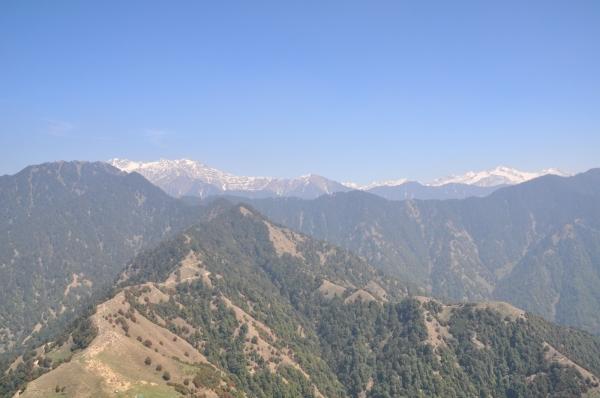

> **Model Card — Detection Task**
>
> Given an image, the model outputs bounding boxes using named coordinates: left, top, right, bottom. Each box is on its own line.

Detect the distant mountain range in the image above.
left=108, top=158, right=351, bottom=199
left=109, top=158, right=569, bottom=200
left=244, top=169, right=600, bottom=334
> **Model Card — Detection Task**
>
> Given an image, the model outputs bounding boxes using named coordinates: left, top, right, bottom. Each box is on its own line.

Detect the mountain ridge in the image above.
left=108, top=158, right=569, bottom=201
left=242, top=168, right=600, bottom=334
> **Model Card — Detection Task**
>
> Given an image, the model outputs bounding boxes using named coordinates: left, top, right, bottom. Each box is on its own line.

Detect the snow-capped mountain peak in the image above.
left=109, top=158, right=274, bottom=191
left=428, top=166, right=569, bottom=187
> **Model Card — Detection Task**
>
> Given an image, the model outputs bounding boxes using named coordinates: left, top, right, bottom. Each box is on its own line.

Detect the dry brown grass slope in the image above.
left=16, top=288, right=224, bottom=398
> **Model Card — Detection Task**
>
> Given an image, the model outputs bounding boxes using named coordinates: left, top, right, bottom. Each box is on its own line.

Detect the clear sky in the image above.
left=1, top=1, right=599, bottom=183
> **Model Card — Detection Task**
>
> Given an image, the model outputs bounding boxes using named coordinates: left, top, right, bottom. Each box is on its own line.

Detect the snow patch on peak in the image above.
left=108, top=158, right=145, bottom=173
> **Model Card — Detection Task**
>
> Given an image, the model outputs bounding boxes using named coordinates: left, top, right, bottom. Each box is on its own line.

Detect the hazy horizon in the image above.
left=1, top=157, right=588, bottom=186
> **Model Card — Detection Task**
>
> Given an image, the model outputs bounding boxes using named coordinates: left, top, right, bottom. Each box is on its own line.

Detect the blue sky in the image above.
left=1, top=1, right=599, bottom=182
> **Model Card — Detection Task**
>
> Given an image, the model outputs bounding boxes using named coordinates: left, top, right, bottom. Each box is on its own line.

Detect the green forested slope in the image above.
left=0, top=161, right=203, bottom=355
left=5, top=204, right=600, bottom=397
left=246, top=169, right=600, bottom=333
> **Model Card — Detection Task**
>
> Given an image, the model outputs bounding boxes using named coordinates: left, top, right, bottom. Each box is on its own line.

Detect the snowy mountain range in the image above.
left=428, top=165, right=569, bottom=187
left=108, top=158, right=349, bottom=199
left=108, top=158, right=569, bottom=200
left=343, top=178, right=409, bottom=191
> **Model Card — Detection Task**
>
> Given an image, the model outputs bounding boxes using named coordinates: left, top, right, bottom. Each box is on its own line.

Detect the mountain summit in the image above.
left=0, top=161, right=203, bottom=354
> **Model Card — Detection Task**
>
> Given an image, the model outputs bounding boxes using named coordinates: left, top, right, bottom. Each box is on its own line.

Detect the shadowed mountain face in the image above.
left=366, top=181, right=503, bottom=200
left=0, top=161, right=204, bottom=353
left=244, top=169, right=600, bottom=333
left=4, top=205, right=600, bottom=398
